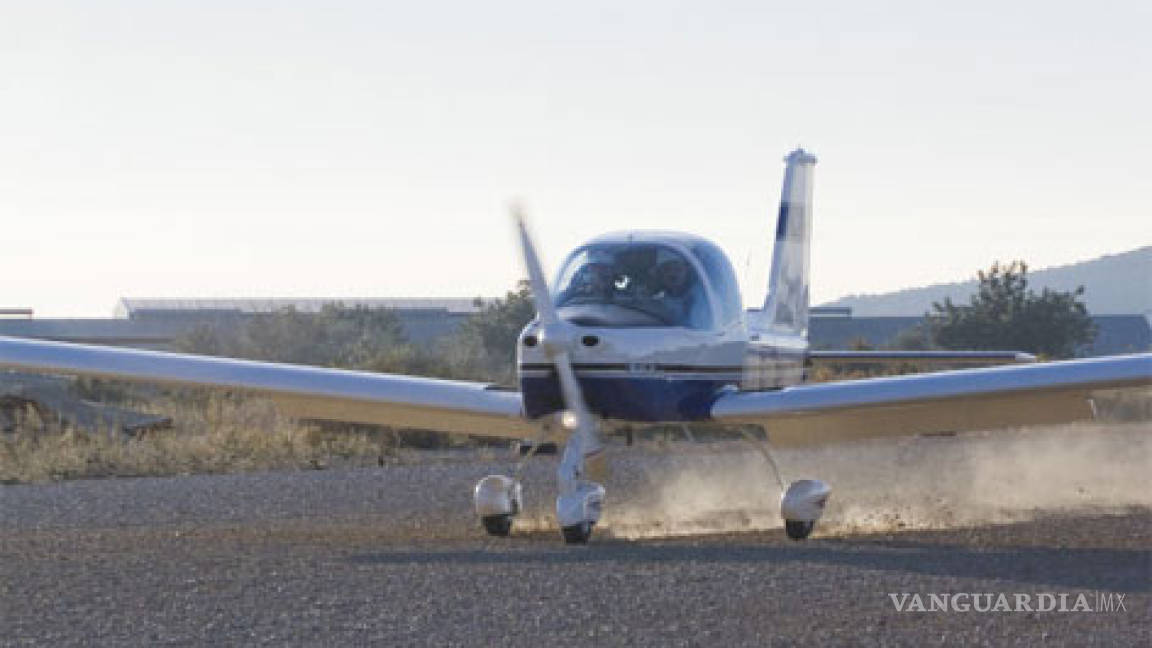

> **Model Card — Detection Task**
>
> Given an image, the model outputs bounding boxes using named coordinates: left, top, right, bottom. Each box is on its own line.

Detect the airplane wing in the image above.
left=712, top=353, right=1151, bottom=446
left=0, top=336, right=533, bottom=439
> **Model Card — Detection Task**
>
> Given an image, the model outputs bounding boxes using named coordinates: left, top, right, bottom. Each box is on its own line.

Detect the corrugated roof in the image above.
left=116, top=298, right=485, bottom=318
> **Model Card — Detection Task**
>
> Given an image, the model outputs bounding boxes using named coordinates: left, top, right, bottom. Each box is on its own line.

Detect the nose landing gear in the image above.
left=556, top=479, right=605, bottom=544
left=561, top=521, right=595, bottom=544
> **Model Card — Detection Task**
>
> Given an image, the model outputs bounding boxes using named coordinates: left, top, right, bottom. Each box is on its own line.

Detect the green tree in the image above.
left=926, top=261, right=1095, bottom=358
left=174, top=288, right=539, bottom=384
left=447, top=280, right=536, bottom=384
left=889, top=326, right=933, bottom=351
left=176, top=304, right=419, bottom=369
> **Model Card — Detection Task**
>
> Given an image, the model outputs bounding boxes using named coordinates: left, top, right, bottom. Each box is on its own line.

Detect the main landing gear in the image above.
left=743, top=428, right=831, bottom=541
left=482, top=514, right=514, bottom=537
left=784, top=520, right=815, bottom=540
left=474, top=474, right=522, bottom=537
left=472, top=414, right=607, bottom=545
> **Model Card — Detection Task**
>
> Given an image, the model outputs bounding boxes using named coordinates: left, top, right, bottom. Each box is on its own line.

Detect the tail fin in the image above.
left=756, top=148, right=817, bottom=338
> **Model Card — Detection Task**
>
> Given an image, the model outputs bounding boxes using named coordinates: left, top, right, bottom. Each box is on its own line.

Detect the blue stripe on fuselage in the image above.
left=520, top=373, right=735, bottom=421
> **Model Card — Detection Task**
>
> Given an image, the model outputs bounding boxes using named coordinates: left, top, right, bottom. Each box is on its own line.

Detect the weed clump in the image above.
left=0, top=397, right=400, bottom=483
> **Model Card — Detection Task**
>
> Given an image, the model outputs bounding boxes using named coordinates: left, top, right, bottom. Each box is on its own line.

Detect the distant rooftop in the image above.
left=115, top=298, right=485, bottom=319
left=810, top=306, right=852, bottom=318
left=0, top=308, right=33, bottom=319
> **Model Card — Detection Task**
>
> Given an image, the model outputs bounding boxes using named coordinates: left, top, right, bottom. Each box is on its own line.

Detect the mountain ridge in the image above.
left=820, top=246, right=1151, bottom=316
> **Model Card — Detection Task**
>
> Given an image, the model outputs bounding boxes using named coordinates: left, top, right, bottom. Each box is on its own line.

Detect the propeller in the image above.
left=512, top=204, right=602, bottom=485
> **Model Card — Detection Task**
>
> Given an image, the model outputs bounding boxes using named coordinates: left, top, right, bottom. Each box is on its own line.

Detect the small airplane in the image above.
left=1, top=149, right=1147, bottom=544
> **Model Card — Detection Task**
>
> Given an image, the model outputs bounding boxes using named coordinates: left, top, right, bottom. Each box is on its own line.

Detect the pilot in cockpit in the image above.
left=567, top=250, right=615, bottom=301
left=555, top=244, right=713, bottom=329
left=650, top=250, right=708, bottom=328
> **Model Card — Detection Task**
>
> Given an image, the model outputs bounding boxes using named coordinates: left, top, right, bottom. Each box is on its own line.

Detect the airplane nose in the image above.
left=536, top=322, right=575, bottom=357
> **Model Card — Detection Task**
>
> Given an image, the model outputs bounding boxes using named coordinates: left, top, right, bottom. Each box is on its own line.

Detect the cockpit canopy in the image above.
left=553, top=236, right=742, bottom=330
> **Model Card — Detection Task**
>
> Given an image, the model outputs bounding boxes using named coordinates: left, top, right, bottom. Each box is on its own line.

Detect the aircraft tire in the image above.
left=481, top=514, right=513, bottom=537
left=785, top=520, right=815, bottom=540
left=561, top=522, right=593, bottom=544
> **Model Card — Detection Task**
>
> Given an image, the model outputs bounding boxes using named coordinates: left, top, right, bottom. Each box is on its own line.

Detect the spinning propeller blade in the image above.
left=513, top=204, right=559, bottom=328
left=511, top=205, right=602, bottom=473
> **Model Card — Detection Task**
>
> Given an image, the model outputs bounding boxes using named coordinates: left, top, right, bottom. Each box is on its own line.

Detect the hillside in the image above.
left=821, top=246, right=1152, bottom=316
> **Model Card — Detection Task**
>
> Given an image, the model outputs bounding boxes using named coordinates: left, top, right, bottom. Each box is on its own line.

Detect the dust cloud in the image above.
left=599, top=421, right=1152, bottom=539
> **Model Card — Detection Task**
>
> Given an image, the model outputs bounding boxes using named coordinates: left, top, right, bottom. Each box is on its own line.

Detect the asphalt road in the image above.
left=1, top=434, right=1149, bottom=646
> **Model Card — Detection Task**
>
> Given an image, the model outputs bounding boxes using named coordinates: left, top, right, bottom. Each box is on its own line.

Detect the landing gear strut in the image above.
left=473, top=425, right=555, bottom=537
left=743, top=427, right=831, bottom=541
left=554, top=408, right=607, bottom=544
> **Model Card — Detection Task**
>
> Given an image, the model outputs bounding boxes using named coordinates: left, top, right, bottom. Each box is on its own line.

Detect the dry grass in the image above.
left=0, top=397, right=399, bottom=484
left=2, top=385, right=1147, bottom=486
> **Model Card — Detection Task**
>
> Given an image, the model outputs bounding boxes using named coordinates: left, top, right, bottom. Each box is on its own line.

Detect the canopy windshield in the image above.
left=554, top=243, right=712, bottom=328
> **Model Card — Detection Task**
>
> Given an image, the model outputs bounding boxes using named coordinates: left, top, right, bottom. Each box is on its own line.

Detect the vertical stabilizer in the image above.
left=757, top=148, right=816, bottom=338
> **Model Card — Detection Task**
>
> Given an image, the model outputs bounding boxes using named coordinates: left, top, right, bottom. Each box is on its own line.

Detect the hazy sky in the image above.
left=2, top=1, right=1148, bottom=317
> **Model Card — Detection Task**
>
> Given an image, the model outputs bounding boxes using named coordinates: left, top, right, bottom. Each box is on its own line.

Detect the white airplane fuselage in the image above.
left=517, top=230, right=807, bottom=423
